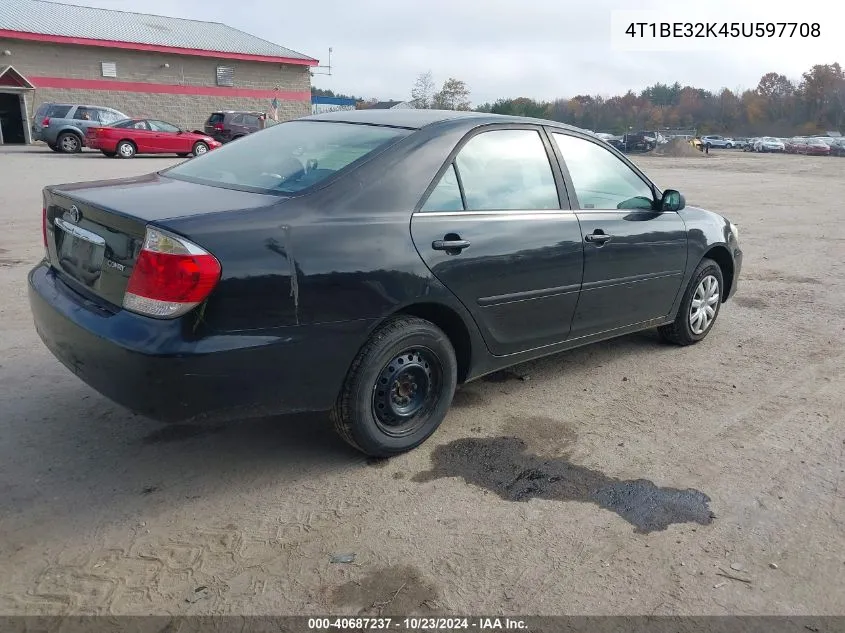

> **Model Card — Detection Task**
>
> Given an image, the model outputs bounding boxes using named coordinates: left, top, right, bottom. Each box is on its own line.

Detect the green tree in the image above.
left=432, top=78, right=472, bottom=110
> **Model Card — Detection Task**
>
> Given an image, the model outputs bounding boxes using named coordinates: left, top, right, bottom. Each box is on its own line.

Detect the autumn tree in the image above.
left=432, top=78, right=472, bottom=110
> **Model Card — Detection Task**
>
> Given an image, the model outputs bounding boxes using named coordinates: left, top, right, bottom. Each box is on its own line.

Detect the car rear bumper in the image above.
left=29, top=263, right=372, bottom=423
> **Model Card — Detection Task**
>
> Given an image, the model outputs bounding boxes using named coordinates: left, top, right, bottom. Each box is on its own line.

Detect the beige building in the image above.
left=0, top=0, right=318, bottom=144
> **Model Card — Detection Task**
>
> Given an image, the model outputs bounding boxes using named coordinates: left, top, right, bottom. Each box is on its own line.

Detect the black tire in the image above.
left=57, top=132, right=82, bottom=154
left=116, top=140, right=136, bottom=158
left=726, top=143, right=733, bottom=149
left=658, top=258, right=724, bottom=346
left=192, top=141, right=209, bottom=156
left=101, top=151, right=116, bottom=158
left=331, top=316, right=458, bottom=457
left=48, top=143, right=60, bottom=152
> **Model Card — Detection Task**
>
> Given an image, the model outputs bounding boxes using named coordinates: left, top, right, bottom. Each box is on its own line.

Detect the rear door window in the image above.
left=454, top=129, right=560, bottom=211
left=74, top=106, right=100, bottom=122
left=207, top=113, right=225, bottom=124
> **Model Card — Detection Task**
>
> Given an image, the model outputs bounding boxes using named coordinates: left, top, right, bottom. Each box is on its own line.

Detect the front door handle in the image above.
left=432, top=238, right=471, bottom=252
left=585, top=232, right=612, bottom=244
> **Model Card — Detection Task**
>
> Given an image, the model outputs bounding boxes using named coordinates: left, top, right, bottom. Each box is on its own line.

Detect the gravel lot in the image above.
left=0, top=145, right=843, bottom=616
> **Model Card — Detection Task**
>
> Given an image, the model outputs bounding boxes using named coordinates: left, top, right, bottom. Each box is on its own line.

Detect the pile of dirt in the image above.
left=650, top=138, right=709, bottom=158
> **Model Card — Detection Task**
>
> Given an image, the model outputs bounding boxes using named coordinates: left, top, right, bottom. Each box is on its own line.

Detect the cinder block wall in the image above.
left=1, top=39, right=312, bottom=130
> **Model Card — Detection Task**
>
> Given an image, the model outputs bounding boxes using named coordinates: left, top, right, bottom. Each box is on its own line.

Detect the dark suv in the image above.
left=204, top=111, right=264, bottom=143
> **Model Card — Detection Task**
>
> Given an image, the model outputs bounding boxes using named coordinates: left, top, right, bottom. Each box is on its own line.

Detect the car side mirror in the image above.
left=660, top=189, right=685, bottom=212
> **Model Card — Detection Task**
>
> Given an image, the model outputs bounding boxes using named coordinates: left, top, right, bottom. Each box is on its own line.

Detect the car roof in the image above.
left=301, top=108, right=592, bottom=134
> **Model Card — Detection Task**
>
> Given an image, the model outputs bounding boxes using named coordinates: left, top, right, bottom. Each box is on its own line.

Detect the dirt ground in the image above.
left=0, top=145, right=843, bottom=617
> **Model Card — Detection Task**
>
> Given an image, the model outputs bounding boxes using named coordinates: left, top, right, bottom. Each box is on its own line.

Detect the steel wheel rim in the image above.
left=119, top=143, right=133, bottom=157
left=61, top=136, right=78, bottom=152
left=195, top=144, right=207, bottom=155
left=689, top=274, right=720, bottom=335
left=372, top=347, right=442, bottom=438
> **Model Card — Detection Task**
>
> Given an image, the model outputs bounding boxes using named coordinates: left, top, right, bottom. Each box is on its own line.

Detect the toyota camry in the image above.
left=28, top=109, right=743, bottom=456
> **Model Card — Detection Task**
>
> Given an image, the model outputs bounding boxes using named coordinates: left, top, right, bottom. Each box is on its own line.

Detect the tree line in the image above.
left=314, top=62, right=845, bottom=135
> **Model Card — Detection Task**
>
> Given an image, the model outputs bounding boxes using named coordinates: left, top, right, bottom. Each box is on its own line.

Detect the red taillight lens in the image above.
left=213, top=123, right=224, bottom=131
left=42, top=207, right=48, bottom=248
left=41, top=117, right=50, bottom=126
left=123, top=227, right=221, bottom=319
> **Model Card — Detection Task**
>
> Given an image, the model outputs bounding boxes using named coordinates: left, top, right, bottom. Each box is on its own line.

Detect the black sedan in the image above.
left=29, top=110, right=743, bottom=456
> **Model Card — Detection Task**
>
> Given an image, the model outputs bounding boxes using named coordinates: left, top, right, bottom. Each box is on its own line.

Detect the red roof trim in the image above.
left=0, top=64, right=36, bottom=89
left=0, top=29, right=319, bottom=66
left=30, top=75, right=310, bottom=100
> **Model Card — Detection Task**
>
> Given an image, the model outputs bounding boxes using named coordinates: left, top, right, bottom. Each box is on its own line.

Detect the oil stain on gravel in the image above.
left=332, top=565, right=441, bottom=615
left=413, top=436, right=715, bottom=534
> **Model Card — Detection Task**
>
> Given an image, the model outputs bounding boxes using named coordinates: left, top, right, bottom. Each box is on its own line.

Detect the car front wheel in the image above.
left=192, top=141, right=209, bottom=156
left=332, top=315, right=458, bottom=457
left=658, top=258, right=724, bottom=346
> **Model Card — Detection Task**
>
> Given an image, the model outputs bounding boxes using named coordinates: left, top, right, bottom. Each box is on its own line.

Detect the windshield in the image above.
left=165, top=120, right=411, bottom=194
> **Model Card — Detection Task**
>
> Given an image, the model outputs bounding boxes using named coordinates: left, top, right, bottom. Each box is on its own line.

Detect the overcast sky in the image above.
left=74, top=0, right=837, bottom=105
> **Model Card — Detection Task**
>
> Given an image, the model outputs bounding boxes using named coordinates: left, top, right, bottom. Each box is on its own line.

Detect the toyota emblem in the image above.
left=68, top=205, right=81, bottom=223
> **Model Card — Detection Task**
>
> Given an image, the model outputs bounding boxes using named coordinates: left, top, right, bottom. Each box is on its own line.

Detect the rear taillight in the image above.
left=213, top=123, right=224, bottom=131
left=41, top=117, right=50, bottom=126
left=42, top=207, right=48, bottom=249
left=123, top=227, right=221, bottom=319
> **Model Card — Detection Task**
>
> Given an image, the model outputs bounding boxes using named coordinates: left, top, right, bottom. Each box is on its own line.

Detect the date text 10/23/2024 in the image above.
left=307, top=617, right=528, bottom=630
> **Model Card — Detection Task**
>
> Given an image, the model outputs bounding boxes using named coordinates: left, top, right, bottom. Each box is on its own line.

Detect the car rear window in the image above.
left=38, top=104, right=72, bottom=118
left=164, top=120, right=412, bottom=194
left=207, top=113, right=225, bottom=124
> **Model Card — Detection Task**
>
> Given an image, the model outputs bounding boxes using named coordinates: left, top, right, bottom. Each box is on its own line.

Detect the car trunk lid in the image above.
left=44, top=173, right=281, bottom=310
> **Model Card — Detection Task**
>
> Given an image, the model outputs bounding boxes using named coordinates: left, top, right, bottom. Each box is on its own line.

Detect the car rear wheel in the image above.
left=331, top=315, right=458, bottom=457
left=116, top=141, right=136, bottom=159
left=658, top=258, right=724, bottom=346
left=57, top=132, right=82, bottom=154
left=192, top=141, right=209, bottom=156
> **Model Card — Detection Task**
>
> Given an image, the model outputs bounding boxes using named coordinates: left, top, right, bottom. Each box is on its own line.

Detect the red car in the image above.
left=804, top=138, right=832, bottom=156
left=85, top=118, right=221, bottom=158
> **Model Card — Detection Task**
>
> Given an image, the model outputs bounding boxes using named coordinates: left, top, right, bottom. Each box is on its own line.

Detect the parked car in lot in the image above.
left=828, top=138, right=845, bottom=156
left=803, top=138, right=831, bottom=156
left=28, top=109, right=743, bottom=456
left=32, top=103, right=128, bottom=153
left=785, top=137, right=807, bottom=153
left=84, top=118, right=221, bottom=158
left=742, top=137, right=759, bottom=152
left=203, top=111, right=264, bottom=143
left=754, top=137, right=785, bottom=152
left=701, top=135, right=735, bottom=149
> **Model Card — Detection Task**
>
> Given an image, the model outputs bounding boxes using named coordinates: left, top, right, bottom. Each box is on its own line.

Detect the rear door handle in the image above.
left=432, top=239, right=471, bottom=251
left=585, top=233, right=612, bottom=244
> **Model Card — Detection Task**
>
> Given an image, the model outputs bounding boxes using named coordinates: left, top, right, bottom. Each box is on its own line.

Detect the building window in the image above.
left=216, top=66, right=234, bottom=87
left=101, top=62, right=117, bottom=77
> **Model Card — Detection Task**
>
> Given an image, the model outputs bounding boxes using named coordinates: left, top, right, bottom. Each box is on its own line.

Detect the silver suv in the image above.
left=701, top=135, right=735, bottom=149
left=32, top=103, right=128, bottom=153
